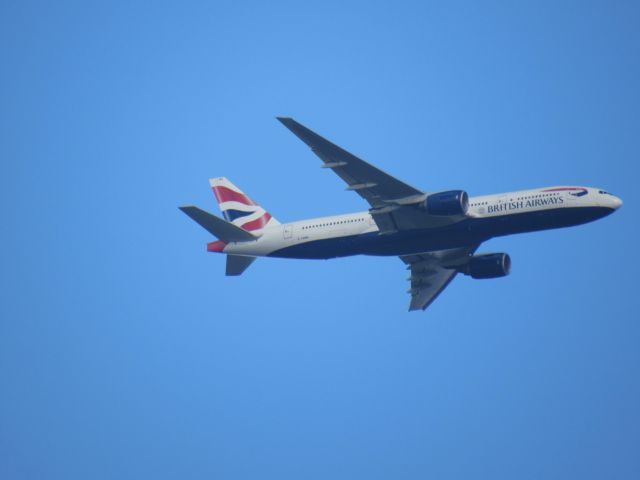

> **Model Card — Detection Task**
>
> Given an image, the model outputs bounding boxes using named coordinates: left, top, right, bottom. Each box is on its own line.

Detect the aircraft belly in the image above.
left=268, top=228, right=483, bottom=259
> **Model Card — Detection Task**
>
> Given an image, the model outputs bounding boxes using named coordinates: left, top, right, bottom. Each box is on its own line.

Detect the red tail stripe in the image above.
left=207, top=240, right=227, bottom=252
left=241, top=212, right=272, bottom=231
left=212, top=186, right=256, bottom=206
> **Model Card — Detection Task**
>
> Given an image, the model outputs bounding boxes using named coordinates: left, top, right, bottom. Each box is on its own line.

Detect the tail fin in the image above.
left=209, top=177, right=280, bottom=233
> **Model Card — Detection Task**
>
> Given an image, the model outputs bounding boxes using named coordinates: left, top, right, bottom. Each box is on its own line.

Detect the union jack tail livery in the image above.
left=210, top=177, right=280, bottom=233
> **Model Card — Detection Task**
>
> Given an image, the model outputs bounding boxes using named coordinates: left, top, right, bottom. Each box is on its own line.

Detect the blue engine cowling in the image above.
left=423, top=190, right=469, bottom=216
left=464, top=253, right=511, bottom=279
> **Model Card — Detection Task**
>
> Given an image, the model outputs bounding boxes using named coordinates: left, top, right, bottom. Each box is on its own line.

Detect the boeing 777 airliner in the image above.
left=180, top=118, right=622, bottom=311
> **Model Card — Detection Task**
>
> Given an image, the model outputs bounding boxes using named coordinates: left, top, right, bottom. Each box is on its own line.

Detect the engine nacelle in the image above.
left=422, top=190, right=469, bottom=216
left=464, top=253, right=511, bottom=279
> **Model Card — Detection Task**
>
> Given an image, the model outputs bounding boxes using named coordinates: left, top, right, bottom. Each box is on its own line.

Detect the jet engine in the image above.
left=463, top=253, right=511, bottom=279
left=421, top=190, right=469, bottom=216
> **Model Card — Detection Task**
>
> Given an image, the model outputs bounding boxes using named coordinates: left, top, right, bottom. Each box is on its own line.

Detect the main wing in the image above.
left=277, top=117, right=466, bottom=233
left=400, top=245, right=478, bottom=311
left=277, top=117, right=424, bottom=208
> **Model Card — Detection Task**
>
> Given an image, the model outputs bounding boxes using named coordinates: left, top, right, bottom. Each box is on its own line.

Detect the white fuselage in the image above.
left=220, top=186, right=622, bottom=259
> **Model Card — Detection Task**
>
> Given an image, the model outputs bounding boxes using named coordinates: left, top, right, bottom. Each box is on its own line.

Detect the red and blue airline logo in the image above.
left=212, top=185, right=273, bottom=232
left=542, top=187, right=588, bottom=197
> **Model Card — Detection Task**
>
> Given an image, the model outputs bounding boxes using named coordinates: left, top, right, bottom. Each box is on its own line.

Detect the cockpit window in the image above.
left=598, top=190, right=612, bottom=195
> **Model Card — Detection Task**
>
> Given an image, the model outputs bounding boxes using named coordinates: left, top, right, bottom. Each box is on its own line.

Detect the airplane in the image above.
left=180, top=117, right=623, bottom=311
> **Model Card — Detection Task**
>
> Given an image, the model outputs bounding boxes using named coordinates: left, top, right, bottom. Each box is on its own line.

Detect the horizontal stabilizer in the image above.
left=179, top=206, right=256, bottom=243
left=226, top=254, right=256, bottom=276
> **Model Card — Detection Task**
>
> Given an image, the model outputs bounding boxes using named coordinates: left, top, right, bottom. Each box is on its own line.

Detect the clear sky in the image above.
left=1, top=1, right=639, bottom=479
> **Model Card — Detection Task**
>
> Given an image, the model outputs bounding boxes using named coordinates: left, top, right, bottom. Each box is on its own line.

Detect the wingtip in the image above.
left=276, top=116, right=294, bottom=126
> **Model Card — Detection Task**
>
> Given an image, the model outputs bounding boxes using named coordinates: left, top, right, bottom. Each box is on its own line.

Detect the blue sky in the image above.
left=1, top=1, right=639, bottom=479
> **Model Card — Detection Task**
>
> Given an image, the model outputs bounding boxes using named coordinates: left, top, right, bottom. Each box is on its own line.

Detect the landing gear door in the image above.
left=283, top=225, right=293, bottom=240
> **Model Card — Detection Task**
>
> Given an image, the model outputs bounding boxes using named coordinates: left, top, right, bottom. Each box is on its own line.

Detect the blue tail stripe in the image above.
left=223, top=209, right=255, bottom=221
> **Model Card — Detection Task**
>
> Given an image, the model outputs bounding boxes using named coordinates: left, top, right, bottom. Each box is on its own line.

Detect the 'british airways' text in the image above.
left=487, top=196, right=564, bottom=214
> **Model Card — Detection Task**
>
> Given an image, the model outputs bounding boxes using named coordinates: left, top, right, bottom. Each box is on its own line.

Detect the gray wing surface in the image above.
left=277, top=117, right=467, bottom=234
left=179, top=206, right=256, bottom=242
left=400, top=245, right=478, bottom=311
left=277, top=117, right=424, bottom=209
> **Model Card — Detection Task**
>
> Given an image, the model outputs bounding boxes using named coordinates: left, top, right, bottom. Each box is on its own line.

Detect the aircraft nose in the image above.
left=612, top=196, right=623, bottom=209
